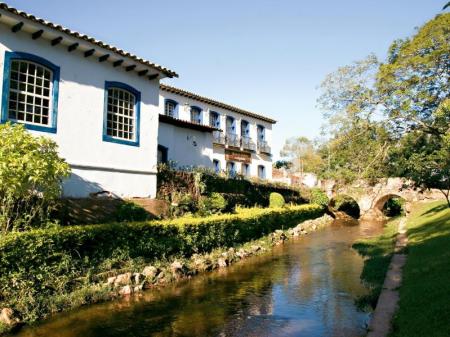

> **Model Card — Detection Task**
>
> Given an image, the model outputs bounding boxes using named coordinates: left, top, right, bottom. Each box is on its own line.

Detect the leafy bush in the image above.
left=0, top=204, right=323, bottom=323
left=269, top=192, right=285, bottom=208
left=382, top=197, right=405, bottom=217
left=0, top=123, right=70, bottom=233
left=114, top=202, right=149, bottom=222
left=331, top=195, right=360, bottom=218
left=198, top=192, right=228, bottom=215
left=309, top=188, right=329, bottom=207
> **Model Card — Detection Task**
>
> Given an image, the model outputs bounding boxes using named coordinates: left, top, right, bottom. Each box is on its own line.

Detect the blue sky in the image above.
left=5, top=0, right=445, bottom=159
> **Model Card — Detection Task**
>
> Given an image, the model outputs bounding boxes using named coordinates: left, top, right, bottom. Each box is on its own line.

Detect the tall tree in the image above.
left=377, top=13, right=450, bottom=138
left=280, top=137, right=323, bottom=174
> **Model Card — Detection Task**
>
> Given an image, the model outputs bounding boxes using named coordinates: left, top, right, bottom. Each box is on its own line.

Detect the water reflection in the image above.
left=14, top=219, right=384, bottom=337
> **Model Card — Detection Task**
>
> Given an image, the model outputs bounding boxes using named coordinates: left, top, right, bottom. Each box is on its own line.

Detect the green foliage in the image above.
left=114, top=202, right=149, bottom=222
left=313, top=14, right=450, bottom=186
left=0, top=123, right=70, bottom=233
left=377, top=13, right=450, bottom=138
left=198, top=192, right=228, bottom=215
left=0, top=204, right=324, bottom=324
left=382, top=198, right=405, bottom=217
left=157, top=164, right=306, bottom=214
left=331, top=195, right=360, bottom=218
left=309, top=188, right=329, bottom=207
left=280, top=136, right=323, bottom=174
left=269, top=192, right=285, bottom=208
left=273, top=160, right=292, bottom=170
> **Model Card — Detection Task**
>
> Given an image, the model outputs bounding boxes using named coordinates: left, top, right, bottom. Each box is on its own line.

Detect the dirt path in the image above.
left=367, top=217, right=407, bottom=337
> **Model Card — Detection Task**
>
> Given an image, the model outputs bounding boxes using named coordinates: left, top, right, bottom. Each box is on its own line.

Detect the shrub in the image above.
left=114, top=202, right=149, bottom=222
left=198, top=192, right=228, bottom=215
left=0, top=123, right=70, bottom=233
left=269, top=192, right=285, bottom=208
left=382, top=197, right=405, bottom=217
left=0, top=204, right=323, bottom=323
left=309, top=188, right=329, bottom=208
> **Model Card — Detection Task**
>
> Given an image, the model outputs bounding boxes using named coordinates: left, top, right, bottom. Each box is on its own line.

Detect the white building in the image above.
left=158, top=84, right=276, bottom=180
left=0, top=3, right=177, bottom=198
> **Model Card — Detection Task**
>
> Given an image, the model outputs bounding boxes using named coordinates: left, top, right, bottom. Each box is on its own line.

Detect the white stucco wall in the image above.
left=159, top=91, right=274, bottom=180
left=0, top=24, right=160, bottom=198
left=158, top=123, right=214, bottom=168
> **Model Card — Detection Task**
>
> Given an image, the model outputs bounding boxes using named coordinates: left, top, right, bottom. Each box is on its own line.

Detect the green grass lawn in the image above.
left=352, top=217, right=399, bottom=310
left=391, top=201, right=450, bottom=337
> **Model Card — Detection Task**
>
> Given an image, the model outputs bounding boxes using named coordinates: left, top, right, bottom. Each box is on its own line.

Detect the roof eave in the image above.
left=0, top=3, right=178, bottom=79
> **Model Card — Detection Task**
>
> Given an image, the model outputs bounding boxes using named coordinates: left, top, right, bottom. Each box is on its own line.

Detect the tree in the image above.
left=377, top=13, right=450, bottom=137
left=273, top=160, right=292, bottom=170
left=0, top=123, right=70, bottom=233
left=280, top=137, right=323, bottom=174
left=317, top=55, right=391, bottom=183
left=389, top=100, right=450, bottom=207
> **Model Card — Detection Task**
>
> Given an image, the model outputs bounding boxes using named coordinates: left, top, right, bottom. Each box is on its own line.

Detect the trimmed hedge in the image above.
left=0, top=204, right=323, bottom=323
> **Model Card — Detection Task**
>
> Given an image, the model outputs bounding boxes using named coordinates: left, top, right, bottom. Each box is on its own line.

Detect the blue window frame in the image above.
left=103, top=81, right=141, bottom=146
left=210, top=111, right=220, bottom=128
left=164, top=99, right=178, bottom=118
left=190, top=106, right=202, bottom=124
left=213, top=159, right=221, bottom=173
left=1, top=51, right=60, bottom=133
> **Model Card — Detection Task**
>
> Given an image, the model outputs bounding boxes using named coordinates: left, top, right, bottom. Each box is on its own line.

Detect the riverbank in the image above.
left=0, top=205, right=327, bottom=335
left=391, top=201, right=450, bottom=337
left=354, top=201, right=450, bottom=336
left=12, top=213, right=375, bottom=337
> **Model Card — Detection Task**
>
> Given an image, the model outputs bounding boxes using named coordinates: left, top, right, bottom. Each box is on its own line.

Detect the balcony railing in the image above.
left=226, top=133, right=241, bottom=148
left=241, top=136, right=256, bottom=151
left=213, top=131, right=226, bottom=145
left=257, top=140, right=271, bottom=154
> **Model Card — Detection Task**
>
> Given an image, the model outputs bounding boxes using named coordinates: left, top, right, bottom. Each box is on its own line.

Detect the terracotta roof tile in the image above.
left=0, top=2, right=178, bottom=78
left=160, top=84, right=277, bottom=124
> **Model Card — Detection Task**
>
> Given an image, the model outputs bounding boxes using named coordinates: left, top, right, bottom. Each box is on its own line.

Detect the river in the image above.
left=13, top=218, right=385, bottom=337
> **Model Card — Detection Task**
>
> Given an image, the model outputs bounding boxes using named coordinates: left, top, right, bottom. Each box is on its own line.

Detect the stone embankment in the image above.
left=101, top=214, right=334, bottom=298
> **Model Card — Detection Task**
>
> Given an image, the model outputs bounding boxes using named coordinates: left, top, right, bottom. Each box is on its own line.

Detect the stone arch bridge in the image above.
left=323, top=178, right=444, bottom=218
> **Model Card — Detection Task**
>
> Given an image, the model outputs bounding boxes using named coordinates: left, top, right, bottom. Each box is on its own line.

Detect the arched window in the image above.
left=209, top=111, right=220, bottom=128
left=1, top=52, right=60, bottom=133
left=258, top=165, right=266, bottom=179
left=227, top=161, right=236, bottom=177
left=190, top=106, right=202, bottom=124
left=164, top=99, right=177, bottom=117
left=241, top=120, right=250, bottom=137
left=103, top=81, right=140, bottom=146
left=257, top=125, right=265, bottom=142
left=213, top=159, right=221, bottom=173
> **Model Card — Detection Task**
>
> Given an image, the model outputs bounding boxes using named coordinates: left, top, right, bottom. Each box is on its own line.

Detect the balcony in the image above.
left=213, top=131, right=226, bottom=145
left=241, top=136, right=256, bottom=151
left=257, top=140, right=271, bottom=154
left=226, top=133, right=241, bottom=148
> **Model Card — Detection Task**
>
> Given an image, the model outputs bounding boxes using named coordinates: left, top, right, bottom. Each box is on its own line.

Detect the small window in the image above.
left=257, top=125, right=265, bottom=142
left=1, top=52, right=60, bottom=133
left=104, top=82, right=140, bottom=146
left=241, top=120, right=250, bottom=137
left=242, top=163, right=250, bottom=177
left=164, top=99, right=177, bottom=117
left=226, top=116, right=235, bottom=134
left=213, top=159, right=221, bottom=173
left=226, top=161, right=236, bottom=177
left=190, top=106, right=202, bottom=124
left=258, top=165, right=266, bottom=179
left=210, top=111, right=220, bottom=128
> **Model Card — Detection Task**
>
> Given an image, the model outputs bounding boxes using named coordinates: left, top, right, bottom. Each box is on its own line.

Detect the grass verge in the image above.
left=391, top=201, right=450, bottom=337
left=352, top=217, right=399, bottom=310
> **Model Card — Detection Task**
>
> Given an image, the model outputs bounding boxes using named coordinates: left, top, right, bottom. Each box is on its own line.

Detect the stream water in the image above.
left=14, top=218, right=385, bottom=337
